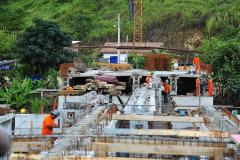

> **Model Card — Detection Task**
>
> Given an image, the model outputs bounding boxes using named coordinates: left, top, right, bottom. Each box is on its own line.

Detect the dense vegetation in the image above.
left=14, top=19, right=74, bottom=75
left=1, top=1, right=240, bottom=48
left=200, top=32, right=240, bottom=94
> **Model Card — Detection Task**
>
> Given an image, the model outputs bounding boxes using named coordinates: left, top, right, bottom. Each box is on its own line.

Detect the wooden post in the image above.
left=214, top=149, right=224, bottom=160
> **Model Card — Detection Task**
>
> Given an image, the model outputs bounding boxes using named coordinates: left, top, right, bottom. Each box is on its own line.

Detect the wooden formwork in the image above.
left=92, top=137, right=232, bottom=160
left=11, top=137, right=53, bottom=154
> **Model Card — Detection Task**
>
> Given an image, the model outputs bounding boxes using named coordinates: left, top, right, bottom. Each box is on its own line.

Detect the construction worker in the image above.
left=146, top=72, right=152, bottom=85
left=208, top=78, right=213, bottom=96
left=66, top=85, right=74, bottom=91
left=42, top=110, right=60, bottom=135
left=66, top=84, right=74, bottom=96
left=193, top=54, right=201, bottom=74
left=163, top=80, right=171, bottom=104
left=196, top=78, right=200, bottom=96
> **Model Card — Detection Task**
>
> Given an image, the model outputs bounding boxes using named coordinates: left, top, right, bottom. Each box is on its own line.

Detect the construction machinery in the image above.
left=129, top=0, right=143, bottom=43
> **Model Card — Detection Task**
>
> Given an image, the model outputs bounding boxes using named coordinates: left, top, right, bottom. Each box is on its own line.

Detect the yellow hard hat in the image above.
left=20, top=108, right=27, bottom=114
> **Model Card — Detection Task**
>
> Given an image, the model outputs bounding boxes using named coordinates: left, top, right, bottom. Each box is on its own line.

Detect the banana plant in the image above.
left=0, top=78, right=34, bottom=111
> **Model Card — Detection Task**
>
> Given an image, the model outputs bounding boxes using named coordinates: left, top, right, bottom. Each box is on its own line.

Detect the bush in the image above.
left=128, top=53, right=145, bottom=69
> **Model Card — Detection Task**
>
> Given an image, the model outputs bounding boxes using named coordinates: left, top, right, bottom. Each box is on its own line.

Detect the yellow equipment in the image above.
left=20, top=108, right=27, bottom=114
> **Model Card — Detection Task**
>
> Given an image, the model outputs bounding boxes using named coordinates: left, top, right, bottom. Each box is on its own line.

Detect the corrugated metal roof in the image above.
left=0, top=60, right=16, bottom=66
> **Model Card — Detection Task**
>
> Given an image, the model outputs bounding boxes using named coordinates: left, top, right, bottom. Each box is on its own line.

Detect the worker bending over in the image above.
left=42, top=110, right=60, bottom=135
left=163, top=80, right=171, bottom=104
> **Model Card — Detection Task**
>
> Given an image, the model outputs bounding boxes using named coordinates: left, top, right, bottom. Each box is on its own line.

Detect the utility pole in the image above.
left=117, top=13, right=121, bottom=63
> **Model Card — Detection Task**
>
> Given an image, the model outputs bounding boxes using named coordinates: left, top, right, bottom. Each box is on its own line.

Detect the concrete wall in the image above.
left=103, top=53, right=128, bottom=63
left=14, top=114, right=61, bottom=135
left=173, top=96, right=213, bottom=106
left=0, top=113, right=14, bottom=134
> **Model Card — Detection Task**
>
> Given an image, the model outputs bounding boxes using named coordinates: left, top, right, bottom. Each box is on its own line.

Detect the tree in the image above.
left=14, top=19, right=74, bottom=75
left=0, top=29, right=16, bottom=60
left=200, top=38, right=240, bottom=94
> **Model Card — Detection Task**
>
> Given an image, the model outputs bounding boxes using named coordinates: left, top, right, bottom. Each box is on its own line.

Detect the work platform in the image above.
left=9, top=78, right=240, bottom=160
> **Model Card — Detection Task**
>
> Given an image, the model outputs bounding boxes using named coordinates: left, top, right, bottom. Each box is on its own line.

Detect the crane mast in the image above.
left=130, top=0, right=143, bottom=43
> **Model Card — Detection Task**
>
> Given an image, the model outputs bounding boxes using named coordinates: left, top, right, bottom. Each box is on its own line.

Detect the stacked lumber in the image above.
left=95, top=75, right=118, bottom=83
left=62, top=76, right=126, bottom=96
left=85, top=77, right=126, bottom=95
left=97, top=62, right=132, bottom=71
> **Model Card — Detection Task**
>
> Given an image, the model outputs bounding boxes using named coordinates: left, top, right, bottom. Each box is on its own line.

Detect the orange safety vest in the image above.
left=193, top=57, right=200, bottom=65
left=196, top=79, right=200, bottom=96
left=42, top=114, right=55, bottom=135
left=163, top=83, right=171, bottom=93
left=193, top=57, right=201, bottom=73
left=208, top=79, right=213, bottom=96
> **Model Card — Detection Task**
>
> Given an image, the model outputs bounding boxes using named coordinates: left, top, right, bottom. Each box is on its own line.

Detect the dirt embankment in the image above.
left=144, top=28, right=204, bottom=50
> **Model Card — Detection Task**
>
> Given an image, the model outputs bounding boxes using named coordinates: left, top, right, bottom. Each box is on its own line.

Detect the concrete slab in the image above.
left=173, top=96, right=213, bottom=106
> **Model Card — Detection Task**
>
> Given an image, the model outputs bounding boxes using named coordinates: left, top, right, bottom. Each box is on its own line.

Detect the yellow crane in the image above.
left=129, top=0, right=143, bottom=43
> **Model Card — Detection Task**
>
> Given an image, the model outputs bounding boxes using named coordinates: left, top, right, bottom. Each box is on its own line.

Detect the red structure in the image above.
left=144, top=54, right=170, bottom=71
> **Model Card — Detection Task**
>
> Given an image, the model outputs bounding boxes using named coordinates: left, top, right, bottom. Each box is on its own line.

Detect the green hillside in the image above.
left=0, top=0, right=240, bottom=58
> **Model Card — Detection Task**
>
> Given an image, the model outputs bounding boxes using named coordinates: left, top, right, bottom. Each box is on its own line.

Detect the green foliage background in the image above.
left=0, top=0, right=240, bottom=45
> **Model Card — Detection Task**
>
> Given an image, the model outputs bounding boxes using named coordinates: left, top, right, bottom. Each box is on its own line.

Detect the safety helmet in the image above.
left=20, top=108, right=27, bottom=114
left=51, top=110, right=60, bottom=117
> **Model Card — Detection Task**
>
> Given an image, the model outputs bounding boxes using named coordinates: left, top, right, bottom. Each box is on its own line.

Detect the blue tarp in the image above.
left=30, top=75, right=42, bottom=81
left=110, top=56, right=118, bottom=64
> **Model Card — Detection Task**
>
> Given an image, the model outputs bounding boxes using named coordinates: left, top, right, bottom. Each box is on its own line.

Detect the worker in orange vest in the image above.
left=193, top=55, right=201, bottom=74
left=208, top=79, right=213, bottom=96
left=146, top=72, right=152, bottom=85
left=163, top=80, right=171, bottom=104
left=196, top=78, right=200, bottom=96
left=42, top=110, right=60, bottom=135
left=66, top=85, right=74, bottom=96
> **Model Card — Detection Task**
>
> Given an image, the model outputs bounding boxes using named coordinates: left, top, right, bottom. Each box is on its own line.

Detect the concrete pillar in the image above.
left=170, top=76, right=178, bottom=95
left=132, top=76, right=135, bottom=91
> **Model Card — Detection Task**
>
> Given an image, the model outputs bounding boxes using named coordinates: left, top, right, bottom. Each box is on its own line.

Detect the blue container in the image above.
left=110, top=56, right=118, bottom=63
left=179, top=110, right=186, bottom=116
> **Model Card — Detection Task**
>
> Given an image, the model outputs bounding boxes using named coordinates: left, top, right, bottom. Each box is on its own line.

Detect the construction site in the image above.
left=0, top=0, right=240, bottom=160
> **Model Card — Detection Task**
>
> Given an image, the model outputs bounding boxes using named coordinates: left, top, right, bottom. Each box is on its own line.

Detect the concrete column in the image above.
left=132, top=76, right=135, bottom=91
left=170, top=76, right=178, bottom=95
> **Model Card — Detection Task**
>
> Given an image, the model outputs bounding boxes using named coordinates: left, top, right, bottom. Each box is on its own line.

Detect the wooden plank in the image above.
left=104, top=129, right=229, bottom=138
left=97, top=137, right=227, bottom=148
left=11, top=142, right=51, bottom=153
left=93, top=142, right=225, bottom=157
left=214, top=149, right=224, bottom=160
left=112, top=114, right=204, bottom=123
left=10, top=154, right=163, bottom=160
